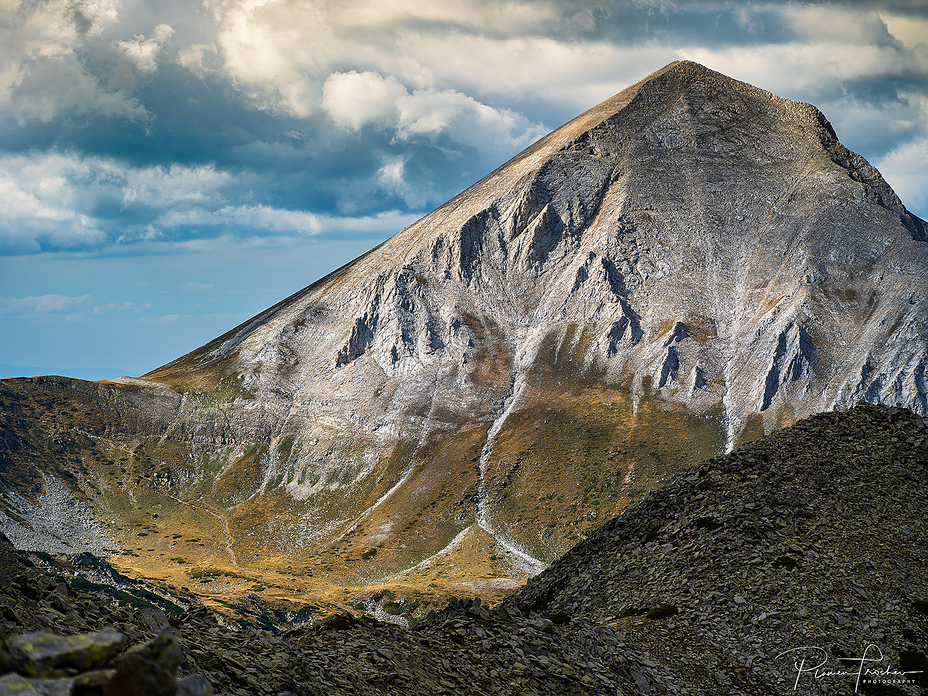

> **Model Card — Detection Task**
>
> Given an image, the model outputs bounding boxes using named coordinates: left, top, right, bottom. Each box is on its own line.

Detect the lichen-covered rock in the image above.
left=1, top=629, right=126, bottom=678
left=0, top=624, right=212, bottom=696
left=120, top=627, right=183, bottom=676
left=103, top=627, right=184, bottom=696
left=0, top=673, right=41, bottom=695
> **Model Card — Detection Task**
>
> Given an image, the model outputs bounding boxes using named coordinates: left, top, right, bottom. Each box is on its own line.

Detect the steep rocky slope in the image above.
left=1, top=61, right=926, bottom=598
left=510, top=402, right=928, bottom=694
left=144, top=60, right=928, bottom=570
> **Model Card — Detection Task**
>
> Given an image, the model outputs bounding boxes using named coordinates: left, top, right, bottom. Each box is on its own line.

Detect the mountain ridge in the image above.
left=505, top=401, right=928, bottom=694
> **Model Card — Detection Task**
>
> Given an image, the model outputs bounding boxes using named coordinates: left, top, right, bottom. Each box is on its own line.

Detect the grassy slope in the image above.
left=0, top=366, right=743, bottom=620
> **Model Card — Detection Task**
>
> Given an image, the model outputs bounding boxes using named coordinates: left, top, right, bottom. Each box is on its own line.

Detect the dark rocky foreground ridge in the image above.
left=0, top=403, right=924, bottom=695
left=511, top=402, right=928, bottom=694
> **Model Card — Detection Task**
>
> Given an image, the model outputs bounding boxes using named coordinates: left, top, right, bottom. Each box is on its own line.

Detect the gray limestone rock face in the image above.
left=154, top=61, right=925, bottom=427
left=135, top=60, right=928, bottom=572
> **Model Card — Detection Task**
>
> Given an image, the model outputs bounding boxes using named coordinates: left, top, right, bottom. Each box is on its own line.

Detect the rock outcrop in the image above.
left=509, top=403, right=928, bottom=694
left=0, top=627, right=214, bottom=696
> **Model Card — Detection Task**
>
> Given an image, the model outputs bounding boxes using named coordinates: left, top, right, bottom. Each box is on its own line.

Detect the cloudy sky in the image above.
left=1, top=0, right=926, bottom=379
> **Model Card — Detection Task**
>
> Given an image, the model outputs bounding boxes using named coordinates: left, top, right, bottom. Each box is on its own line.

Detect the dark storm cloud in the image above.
left=841, top=0, right=928, bottom=14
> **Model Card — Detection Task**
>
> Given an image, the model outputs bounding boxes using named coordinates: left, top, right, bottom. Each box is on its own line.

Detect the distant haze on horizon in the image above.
left=1, top=0, right=926, bottom=378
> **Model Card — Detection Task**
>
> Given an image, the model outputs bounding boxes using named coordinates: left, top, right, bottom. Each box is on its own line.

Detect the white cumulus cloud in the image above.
left=0, top=152, right=247, bottom=253
left=0, top=0, right=147, bottom=124
left=322, top=71, right=407, bottom=130
left=395, top=87, right=546, bottom=152
left=322, top=70, right=547, bottom=155
left=116, top=23, right=175, bottom=74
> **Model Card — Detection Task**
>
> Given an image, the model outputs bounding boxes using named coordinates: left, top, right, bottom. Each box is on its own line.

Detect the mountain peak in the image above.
left=134, top=63, right=927, bottom=587
left=470, top=60, right=783, bottom=186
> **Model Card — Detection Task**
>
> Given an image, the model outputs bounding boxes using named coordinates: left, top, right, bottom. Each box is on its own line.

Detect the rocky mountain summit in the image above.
left=141, top=59, right=928, bottom=575
left=0, top=403, right=924, bottom=695
left=1, top=60, right=927, bottom=602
